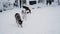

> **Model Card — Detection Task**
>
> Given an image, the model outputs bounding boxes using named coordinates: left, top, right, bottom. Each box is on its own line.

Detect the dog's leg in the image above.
left=16, top=20, right=20, bottom=27
left=20, top=24, right=23, bottom=28
left=19, top=20, right=23, bottom=28
left=29, top=10, right=31, bottom=13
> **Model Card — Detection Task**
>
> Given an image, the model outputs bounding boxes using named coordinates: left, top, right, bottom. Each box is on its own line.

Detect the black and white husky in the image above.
left=15, top=13, right=23, bottom=27
left=23, top=6, right=31, bottom=14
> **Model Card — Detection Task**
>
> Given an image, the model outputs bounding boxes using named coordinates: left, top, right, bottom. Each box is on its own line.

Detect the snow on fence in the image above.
left=0, top=0, right=14, bottom=11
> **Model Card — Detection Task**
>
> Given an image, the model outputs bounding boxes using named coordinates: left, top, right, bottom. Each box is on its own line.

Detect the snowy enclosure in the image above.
left=0, top=5, right=60, bottom=34
left=0, top=0, right=60, bottom=34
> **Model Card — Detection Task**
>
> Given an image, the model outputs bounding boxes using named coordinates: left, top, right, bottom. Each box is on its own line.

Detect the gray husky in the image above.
left=15, top=13, right=23, bottom=27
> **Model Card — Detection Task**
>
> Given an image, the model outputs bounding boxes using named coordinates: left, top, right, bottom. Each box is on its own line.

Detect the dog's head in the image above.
left=15, top=13, right=21, bottom=19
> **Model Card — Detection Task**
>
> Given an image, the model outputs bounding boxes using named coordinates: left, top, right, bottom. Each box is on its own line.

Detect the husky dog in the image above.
left=15, top=13, right=23, bottom=27
left=23, top=6, right=31, bottom=14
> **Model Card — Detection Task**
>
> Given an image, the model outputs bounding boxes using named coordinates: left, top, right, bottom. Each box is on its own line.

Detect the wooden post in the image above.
left=58, top=0, right=60, bottom=5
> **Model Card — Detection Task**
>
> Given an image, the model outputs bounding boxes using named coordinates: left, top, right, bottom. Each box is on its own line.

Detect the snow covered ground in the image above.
left=0, top=5, right=60, bottom=34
